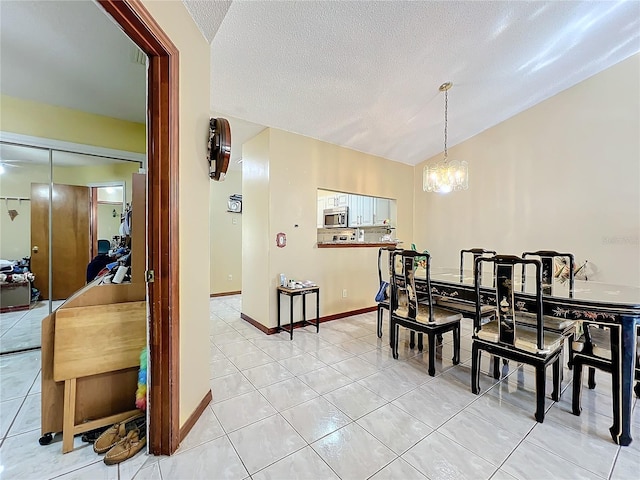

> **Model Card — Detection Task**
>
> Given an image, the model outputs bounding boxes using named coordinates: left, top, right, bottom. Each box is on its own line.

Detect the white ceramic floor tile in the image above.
left=118, top=451, right=152, bottom=480
left=610, top=446, right=640, bottom=480
left=311, top=422, right=396, bottom=480
left=242, top=361, right=293, bottom=389
left=501, top=440, right=604, bottom=480
left=0, top=396, right=23, bottom=438
left=336, top=338, right=376, bottom=356
left=297, top=366, right=353, bottom=395
left=392, top=378, right=476, bottom=429
left=177, top=406, right=225, bottom=452
left=258, top=377, right=319, bottom=411
left=228, top=414, right=306, bottom=474
left=402, top=431, right=496, bottom=480
left=356, top=369, right=418, bottom=402
left=311, top=345, right=355, bottom=365
left=331, top=356, right=380, bottom=381
left=52, top=459, right=118, bottom=480
left=278, top=353, right=327, bottom=376
left=210, top=372, right=255, bottom=404
left=210, top=357, right=240, bottom=379
left=464, top=391, right=537, bottom=438
left=323, top=382, right=386, bottom=420
left=368, top=457, right=428, bottom=480
left=131, top=462, right=161, bottom=480
left=258, top=342, right=305, bottom=361
left=159, top=436, right=248, bottom=480
left=228, top=350, right=275, bottom=370
left=0, top=430, right=100, bottom=479
left=356, top=403, right=433, bottom=455
left=281, top=396, right=351, bottom=443
left=439, top=410, right=523, bottom=466
left=212, top=390, right=277, bottom=433
left=525, top=416, right=618, bottom=478
left=8, top=392, right=40, bottom=436
left=252, top=445, right=340, bottom=480
left=217, top=340, right=262, bottom=357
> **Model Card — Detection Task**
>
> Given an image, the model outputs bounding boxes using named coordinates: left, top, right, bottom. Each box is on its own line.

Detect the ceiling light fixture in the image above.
left=423, top=82, right=468, bottom=194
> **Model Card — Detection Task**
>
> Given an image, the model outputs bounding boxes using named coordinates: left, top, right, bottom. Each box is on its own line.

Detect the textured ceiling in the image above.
left=0, top=0, right=146, bottom=123
left=195, top=1, right=640, bottom=166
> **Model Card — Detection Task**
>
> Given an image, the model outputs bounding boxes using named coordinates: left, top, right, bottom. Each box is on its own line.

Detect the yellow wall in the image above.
left=413, top=53, right=640, bottom=286
left=141, top=0, right=212, bottom=427
left=0, top=162, right=138, bottom=260
left=242, top=128, right=414, bottom=329
left=0, top=95, right=145, bottom=153
left=210, top=168, right=242, bottom=294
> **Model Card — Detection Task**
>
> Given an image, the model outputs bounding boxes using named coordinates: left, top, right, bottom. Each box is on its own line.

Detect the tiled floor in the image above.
left=0, top=294, right=638, bottom=479
left=0, top=300, right=64, bottom=354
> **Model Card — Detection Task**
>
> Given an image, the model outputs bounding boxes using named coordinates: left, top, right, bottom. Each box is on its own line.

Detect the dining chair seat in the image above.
left=515, top=312, right=576, bottom=333
left=436, top=298, right=494, bottom=317
left=396, top=292, right=461, bottom=326
left=477, top=320, right=564, bottom=355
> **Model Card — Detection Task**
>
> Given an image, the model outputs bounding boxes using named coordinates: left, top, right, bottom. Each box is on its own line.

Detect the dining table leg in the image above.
left=609, top=315, right=637, bottom=446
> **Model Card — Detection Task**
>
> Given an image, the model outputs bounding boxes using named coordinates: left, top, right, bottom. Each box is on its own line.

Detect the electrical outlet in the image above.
left=342, top=289, right=347, bottom=298
left=228, top=274, right=233, bottom=281
left=232, top=217, right=238, bottom=225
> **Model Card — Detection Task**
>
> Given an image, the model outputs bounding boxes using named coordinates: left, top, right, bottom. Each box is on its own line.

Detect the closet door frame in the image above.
left=98, top=0, right=180, bottom=456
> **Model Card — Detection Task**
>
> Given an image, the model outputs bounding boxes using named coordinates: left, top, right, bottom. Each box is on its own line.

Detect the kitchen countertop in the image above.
left=317, top=241, right=401, bottom=248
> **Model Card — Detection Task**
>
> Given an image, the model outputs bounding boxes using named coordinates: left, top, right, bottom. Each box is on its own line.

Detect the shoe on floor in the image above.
left=93, top=412, right=145, bottom=454
left=104, top=429, right=147, bottom=465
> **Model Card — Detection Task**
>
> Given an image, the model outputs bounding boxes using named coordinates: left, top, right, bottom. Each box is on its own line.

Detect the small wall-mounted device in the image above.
left=227, top=194, right=242, bottom=213
left=208, top=117, right=231, bottom=181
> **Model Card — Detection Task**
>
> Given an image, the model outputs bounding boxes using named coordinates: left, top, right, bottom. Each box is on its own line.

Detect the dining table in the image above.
left=408, top=266, right=640, bottom=447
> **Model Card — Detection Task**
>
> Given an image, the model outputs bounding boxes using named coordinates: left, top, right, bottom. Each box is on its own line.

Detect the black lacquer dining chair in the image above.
left=460, top=248, right=497, bottom=283
left=437, top=248, right=497, bottom=319
left=389, top=250, right=462, bottom=376
left=572, top=325, right=640, bottom=416
left=521, top=250, right=578, bottom=371
left=471, top=255, right=564, bottom=422
left=376, top=246, right=399, bottom=339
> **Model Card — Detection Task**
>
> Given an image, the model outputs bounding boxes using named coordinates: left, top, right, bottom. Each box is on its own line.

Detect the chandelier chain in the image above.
left=443, top=89, right=448, bottom=160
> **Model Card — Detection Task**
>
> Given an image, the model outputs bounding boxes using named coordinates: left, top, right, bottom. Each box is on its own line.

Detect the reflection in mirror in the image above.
left=0, top=142, right=141, bottom=354
left=0, top=143, right=52, bottom=353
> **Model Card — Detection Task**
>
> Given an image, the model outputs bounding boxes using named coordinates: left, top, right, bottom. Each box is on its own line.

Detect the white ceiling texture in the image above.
left=1, top=1, right=638, bottom=170
left=188, top=0, right=640, bottom=166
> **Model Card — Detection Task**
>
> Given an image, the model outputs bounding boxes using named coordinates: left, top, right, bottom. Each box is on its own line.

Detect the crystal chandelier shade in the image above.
left=423, top=82, right=469, bottom=193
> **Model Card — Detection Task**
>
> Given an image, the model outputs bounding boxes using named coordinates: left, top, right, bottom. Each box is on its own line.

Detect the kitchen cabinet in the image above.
left=373, top=198, right=391, bottom=225
left=348, top=194, right=374, bottom=227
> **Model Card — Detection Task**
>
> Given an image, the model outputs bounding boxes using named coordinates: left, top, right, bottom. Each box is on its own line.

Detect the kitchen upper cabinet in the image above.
left=348, top=194, right=374, bottom=226
left=373, top=197, right=391, bottom=225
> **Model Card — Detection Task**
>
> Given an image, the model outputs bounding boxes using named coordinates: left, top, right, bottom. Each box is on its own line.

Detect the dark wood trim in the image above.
left=179, top=389, right=212, bottom=443
left=241, top=313, right=273, bottom=334
left=97, top=0, right=180, bottom=456
left=210, top=291, right=242, bottom=298
left=241, top=306, right=378, bottom=335
left=317, top=243, right=401, bottom=249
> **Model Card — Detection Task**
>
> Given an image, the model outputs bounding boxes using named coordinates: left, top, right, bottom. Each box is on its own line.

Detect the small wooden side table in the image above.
left=276, top=285, right=320, bottom=340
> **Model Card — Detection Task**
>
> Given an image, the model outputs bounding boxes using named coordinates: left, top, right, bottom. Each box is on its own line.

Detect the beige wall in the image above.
left=413, top=54, right=640, bottom=286
left=97, top=203, right=122, bottom=243
left=242, top=128, right=414, bottom=329
left=210, top=168, right=242, bottom=294
left=241, top=129, right=272, bottom=325
left=141, top=0, right=212, bottom=427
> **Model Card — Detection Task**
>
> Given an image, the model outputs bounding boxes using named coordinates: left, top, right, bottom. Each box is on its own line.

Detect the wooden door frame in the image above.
left=98, top=0, right=180, bottom=455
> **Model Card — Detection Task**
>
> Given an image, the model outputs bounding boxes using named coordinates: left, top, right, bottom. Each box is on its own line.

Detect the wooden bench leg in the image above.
left=62, top=378, right=77, bottom=454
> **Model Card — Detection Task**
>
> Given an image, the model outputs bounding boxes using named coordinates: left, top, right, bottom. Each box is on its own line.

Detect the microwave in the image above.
left=323, top=207, right=348, bottom=228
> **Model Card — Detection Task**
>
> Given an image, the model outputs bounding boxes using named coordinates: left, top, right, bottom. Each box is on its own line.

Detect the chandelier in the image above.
left=423, top=82, right=468, bottom=193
